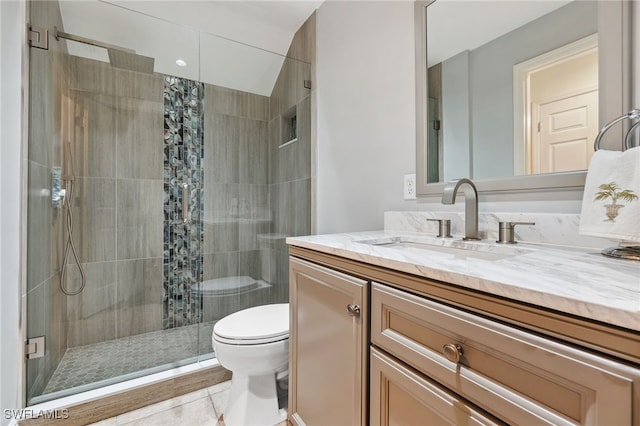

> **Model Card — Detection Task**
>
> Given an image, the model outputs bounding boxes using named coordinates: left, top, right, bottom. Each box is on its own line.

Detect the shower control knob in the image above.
left=346, top=304, right=361, bottom=317
left=442, top=343, right=463, bottom=363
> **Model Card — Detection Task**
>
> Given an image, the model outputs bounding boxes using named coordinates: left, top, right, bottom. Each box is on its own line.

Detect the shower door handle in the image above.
left=182, top=183, right=190, bottom=224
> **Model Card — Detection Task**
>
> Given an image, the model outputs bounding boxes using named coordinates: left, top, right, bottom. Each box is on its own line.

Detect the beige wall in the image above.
left=316, top=1, right=417, bottom=234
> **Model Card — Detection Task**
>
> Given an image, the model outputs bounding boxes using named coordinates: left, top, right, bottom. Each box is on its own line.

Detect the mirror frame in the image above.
left=415, top=0, right=633, bottom=197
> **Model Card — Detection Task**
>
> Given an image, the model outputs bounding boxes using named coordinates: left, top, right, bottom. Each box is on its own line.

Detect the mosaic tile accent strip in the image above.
left=163, top=75, right=205, bottom=329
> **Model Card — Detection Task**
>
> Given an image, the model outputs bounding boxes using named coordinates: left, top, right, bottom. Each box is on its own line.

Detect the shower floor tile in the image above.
left=43, top=322, right=215, bottom=395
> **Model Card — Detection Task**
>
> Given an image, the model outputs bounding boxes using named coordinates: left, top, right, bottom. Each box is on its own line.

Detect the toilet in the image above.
left=212, top=303, right=289, bottom=426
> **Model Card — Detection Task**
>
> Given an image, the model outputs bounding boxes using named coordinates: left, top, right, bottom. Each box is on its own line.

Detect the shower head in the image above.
left=54, top=27, right=155, bottom=74
left=107, top=48, right=155, bottom=74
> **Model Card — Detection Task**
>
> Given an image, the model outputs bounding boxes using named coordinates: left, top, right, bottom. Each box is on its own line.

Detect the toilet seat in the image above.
left=213, top=303, right=289, bottom=345
left=192, top=276, right=261, bottom=296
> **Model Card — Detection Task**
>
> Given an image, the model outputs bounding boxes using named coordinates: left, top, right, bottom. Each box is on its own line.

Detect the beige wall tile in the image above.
left=69, top=92, right=117, bottom=178
left=115, top=98, right=163, bottom=180
left=70, top=177, right=117, bottom=263
left=116, top=179, right=163, bottom=260
left=69, top=56, right=115, bottom=96
left=205, top=84, right=269, bottom=121
left=116, top=258, right=163, bottom=338
left=65, top=261, right=117, bottom=347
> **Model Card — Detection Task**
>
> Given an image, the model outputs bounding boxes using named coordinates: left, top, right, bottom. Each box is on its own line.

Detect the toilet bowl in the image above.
left=212, top=303, right=289, bottom=426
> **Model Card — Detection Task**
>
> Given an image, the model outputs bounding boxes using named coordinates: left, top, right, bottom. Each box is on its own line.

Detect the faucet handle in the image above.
left=497, top=221, right=535, bottom=244
left=427, top=218, right=452, bottom=238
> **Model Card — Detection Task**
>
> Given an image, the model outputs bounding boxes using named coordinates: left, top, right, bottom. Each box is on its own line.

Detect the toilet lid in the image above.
left=213, top=303, right=289, bottom=345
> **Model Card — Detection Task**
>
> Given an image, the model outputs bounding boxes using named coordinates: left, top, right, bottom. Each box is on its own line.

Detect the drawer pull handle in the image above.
left=442, top=343, right=463, bottom=363
left=346, top=304, right=361, bottom=316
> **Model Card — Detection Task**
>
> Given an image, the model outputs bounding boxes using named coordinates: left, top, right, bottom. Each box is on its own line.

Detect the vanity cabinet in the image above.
left=371, top=283, right=637, bottom=425
left=288, top=257, right=369, bottom=426
left=288, top=247, right=640, bottom=426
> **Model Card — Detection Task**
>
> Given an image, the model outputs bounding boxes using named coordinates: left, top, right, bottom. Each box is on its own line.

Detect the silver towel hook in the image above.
left=593, top=108, right=640, bottom=152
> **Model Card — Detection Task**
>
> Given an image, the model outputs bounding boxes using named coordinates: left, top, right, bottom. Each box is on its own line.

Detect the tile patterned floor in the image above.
left=44, top=322, right=215, bottom=394
left=89, top=380, right=288, bottom=426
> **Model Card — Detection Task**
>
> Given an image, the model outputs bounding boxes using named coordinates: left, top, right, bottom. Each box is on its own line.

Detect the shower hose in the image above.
left=59, top=177, right=86, bottom=296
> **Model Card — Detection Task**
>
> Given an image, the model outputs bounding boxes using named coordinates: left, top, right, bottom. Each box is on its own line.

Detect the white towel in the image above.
left=579, top=147, right=640, bottom=242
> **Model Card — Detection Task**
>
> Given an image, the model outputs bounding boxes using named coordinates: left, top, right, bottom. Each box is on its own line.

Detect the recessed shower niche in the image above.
left=280, top=105, right=298, bottom=148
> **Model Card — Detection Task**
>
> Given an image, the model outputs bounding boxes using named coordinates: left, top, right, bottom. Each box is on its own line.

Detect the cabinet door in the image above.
left=289, top=257, right=368, bottom=426
left=371, top=348, right=504, bottom=426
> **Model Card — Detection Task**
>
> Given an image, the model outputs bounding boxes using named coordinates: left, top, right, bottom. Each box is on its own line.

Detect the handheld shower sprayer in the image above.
left=59, top=140, right=86, bottom=296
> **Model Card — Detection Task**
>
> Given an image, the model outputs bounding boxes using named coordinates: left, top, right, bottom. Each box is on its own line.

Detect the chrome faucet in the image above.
left=441, top=178, right=480, bottom=240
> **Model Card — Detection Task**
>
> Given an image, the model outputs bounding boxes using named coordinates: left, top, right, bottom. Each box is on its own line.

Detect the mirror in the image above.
left=415, top=0, right=633, bottom=196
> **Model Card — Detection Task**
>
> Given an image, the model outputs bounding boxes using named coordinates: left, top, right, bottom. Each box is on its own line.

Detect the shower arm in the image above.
left=54, top=27, right=136, bottom=54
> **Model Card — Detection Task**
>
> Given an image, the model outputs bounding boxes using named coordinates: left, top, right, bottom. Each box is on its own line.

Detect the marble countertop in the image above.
left=287, top=231, right=640, bottom=331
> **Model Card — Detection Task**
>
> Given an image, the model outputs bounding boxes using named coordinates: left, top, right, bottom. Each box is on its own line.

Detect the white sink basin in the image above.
left=356, top=236, right=529, bottom=261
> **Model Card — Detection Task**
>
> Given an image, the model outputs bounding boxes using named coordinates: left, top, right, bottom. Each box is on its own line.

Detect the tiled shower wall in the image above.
left=268, top=13, right=315, bottom=301
left=202, top=84, right=272, bottom=317
left=57, top=48, right=315, bottom=348
left=64, top=56, right=165, bottom=347
left=201, top=12, right=315, bottom=313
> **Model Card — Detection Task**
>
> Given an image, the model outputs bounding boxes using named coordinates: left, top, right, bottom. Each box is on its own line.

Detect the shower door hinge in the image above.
left=25, top=336, right=45, bottom=359
left=28, top=25, right=49, bottom=50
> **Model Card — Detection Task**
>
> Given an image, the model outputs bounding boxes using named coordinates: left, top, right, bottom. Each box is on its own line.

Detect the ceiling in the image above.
left=427, top=0, right=573, bottom=66
left=58, top=0, right=322, bottom=96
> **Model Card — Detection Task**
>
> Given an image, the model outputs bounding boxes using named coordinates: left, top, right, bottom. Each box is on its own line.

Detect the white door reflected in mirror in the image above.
left=514, top=34, right=598, bottom=175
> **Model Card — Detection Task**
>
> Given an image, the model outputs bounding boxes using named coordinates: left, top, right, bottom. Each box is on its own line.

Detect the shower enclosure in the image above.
left=25, top=0, right=313, bottom=404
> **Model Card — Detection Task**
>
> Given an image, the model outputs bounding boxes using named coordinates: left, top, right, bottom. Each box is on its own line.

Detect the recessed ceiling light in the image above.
left=176, top=59, right=187, bottom=67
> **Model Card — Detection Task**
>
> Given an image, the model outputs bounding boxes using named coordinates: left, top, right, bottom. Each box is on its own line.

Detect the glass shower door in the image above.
left=25, top=0, right=312, bottom=406
left=25, top=0, right=206, bottom=404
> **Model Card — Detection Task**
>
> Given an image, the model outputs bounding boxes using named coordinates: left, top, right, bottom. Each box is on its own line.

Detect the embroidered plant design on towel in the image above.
left=594, top=182, right=638, bottom=221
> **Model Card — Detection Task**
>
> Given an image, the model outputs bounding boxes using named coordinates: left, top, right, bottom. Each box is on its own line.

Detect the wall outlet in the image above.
left=403, top=174, right=416, bottom=200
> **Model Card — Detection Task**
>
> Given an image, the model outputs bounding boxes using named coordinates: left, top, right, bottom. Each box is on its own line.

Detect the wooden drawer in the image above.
left=371, top=283, right=639, bottom=425
left=371, top=347, right=504, bottom=426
